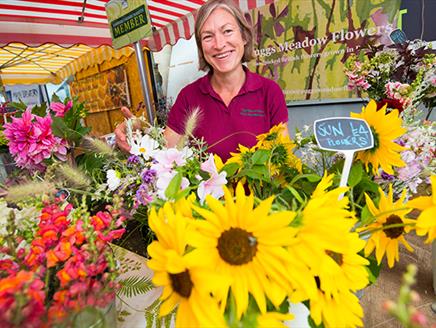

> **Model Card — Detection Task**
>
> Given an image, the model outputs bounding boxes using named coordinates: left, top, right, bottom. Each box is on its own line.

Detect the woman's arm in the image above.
left=164, top=126, right=182, bottom=148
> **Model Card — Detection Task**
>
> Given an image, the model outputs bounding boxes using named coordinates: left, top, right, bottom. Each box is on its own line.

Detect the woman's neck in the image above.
left=210, top=65, right=246, bottom=95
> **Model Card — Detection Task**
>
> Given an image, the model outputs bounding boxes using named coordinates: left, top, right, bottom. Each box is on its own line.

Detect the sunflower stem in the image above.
left=358, top=223, right=415, bottom=238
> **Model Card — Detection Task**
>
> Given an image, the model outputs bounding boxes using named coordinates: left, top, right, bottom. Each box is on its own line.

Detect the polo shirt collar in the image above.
left=198, top=66, right=263, bottom=96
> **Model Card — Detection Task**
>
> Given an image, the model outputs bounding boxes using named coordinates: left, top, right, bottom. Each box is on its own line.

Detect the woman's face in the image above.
left=199, top=7, right=245, bottom=75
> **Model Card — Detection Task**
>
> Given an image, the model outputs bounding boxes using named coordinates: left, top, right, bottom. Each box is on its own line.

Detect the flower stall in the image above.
left=1, top=31, right=436, bottom=328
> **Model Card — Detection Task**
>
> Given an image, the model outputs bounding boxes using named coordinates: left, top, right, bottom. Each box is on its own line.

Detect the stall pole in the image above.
left=134, top=41, right=155, bottom=123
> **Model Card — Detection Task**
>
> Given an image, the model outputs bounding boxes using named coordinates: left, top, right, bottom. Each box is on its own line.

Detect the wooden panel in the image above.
left=108, top=108, right=126, bottom=131
left=84, top=111, right=111, bottom=137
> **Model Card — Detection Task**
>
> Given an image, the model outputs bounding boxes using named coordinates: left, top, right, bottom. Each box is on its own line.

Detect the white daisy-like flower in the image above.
left=130, top=134, right=159, bottom=160
left=106, top=169, right=121, bottom=191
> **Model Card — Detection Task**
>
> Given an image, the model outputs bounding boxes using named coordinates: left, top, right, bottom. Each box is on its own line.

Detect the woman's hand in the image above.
left=114, top=106, right=135, bottom=153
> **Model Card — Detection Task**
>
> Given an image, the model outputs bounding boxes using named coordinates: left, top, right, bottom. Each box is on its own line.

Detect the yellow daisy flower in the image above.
left=360, top=185, right=415, bottom=268
left=310, top=289, right=364, bottom=328
left=147, top=204, right=228, bottom=327
left=317, top=233, right=369, bottom=296
left=256, top=311, right=294, bottom=328
left=408, top=175, right=436, bottom=243
left=185, top=183, right=309, bottom=318
left=291, top=174, right=356, bottom=276
left=351, top=100, right=406, bottom=175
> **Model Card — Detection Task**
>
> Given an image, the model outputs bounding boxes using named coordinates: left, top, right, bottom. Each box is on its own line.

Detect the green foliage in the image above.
left=117, top=276, right=153, bottom=298
left=366, top=254, right=382, bottom=284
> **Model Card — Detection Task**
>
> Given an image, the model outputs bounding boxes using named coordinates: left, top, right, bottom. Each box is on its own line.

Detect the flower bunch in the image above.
left=2, top=96, right=90, bottom=172
left=376, top=120, right=436, bottom=198
left=98, top=123, right=227, bottom=214
left=147, top=169, right=436, bottom=327
left=345, top=40, right=436, bottom=119
left=3, top=108, right=68, bottom=171
left=0, top=196, right=125, bottom=326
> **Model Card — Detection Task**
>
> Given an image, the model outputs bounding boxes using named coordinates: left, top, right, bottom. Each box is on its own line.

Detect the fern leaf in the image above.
left=117, top=276, right=153, bottom=298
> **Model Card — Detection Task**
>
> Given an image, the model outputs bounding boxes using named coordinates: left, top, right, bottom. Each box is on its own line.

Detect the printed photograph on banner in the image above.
left=247, top=0, right=401, bottom=102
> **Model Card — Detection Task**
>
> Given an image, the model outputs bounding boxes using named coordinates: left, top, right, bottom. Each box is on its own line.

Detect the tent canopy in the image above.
left=0, top=0, right=273, bottom=85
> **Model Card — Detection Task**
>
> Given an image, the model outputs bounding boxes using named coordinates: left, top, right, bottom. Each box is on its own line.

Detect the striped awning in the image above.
left=0, top=44, right=133, bottom=85
left=0, top=0, right=274, bottom=85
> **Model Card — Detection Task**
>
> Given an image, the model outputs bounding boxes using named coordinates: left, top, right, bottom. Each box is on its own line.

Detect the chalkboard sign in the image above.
left=389, top=29, right=408, bottom=44
left=314, top=117, right=374, bottom=152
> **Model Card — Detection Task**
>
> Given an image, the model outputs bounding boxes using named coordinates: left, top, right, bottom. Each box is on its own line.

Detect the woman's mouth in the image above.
left=213, top=50, right=234, bottom=59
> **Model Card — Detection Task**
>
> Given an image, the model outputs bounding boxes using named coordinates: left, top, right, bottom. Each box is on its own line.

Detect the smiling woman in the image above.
left=158, top=0, right=290, bottom=161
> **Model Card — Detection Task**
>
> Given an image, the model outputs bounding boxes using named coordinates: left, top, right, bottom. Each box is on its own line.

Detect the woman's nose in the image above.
left=213, top=33, right=225, bottom=49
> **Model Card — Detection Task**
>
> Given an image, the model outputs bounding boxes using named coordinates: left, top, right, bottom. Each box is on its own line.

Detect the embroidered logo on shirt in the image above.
left=240, top=108, right=265, bottom=117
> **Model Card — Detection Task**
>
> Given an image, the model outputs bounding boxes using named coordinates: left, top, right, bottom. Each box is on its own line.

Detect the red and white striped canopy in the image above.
left=0, top=0, right=274, bottom=52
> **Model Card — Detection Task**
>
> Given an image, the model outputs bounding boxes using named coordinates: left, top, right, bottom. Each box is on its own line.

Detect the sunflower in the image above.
left=256, top=123, right=302, bottom=174
left=147, top=204, right=228, bottom=327
left=408, top=175, right=436, bottom=243
left=309, top=289, right=364, bottom=328
left=359, top=185, right=415, bottom=268
left=226, top=144, right=256, bottom=167
left=351, top=100, right=406, bottom=175
left=185, top=183, right=311, bottom=318
left=316, top=233, right=369, bottom=296
left=290, top=174, right=356, bottom=279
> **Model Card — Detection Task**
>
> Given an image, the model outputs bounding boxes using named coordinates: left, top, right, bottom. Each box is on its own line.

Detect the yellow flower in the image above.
left=226, top=144, right=256, bottom=167
left=256, top=123, right=302, bottom=174
left=310, top=289, right=364, bottom=328
left=408, top=175, right=436, bottom=243
left=290, top=174, right=356, bottom=277
left=256, top=311, right=294, bottom=328
left=147, top=204, right=227, bottom=327
left=185, top=183, right=308, bottom=318
left=351, top=100, right=406, bottom=175
left=317, top=233, right=369, bottom=296
left=360, top=185, right=415, bottom=268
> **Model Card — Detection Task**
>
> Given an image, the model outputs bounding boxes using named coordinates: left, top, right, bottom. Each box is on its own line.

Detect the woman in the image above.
left=116, top=0, right=289, bottom=161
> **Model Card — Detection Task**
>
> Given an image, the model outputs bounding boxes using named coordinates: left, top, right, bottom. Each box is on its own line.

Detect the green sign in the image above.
left=106, top=0, right=152, bottom=49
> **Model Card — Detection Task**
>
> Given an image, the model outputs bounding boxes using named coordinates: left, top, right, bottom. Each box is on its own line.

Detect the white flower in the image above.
left=130, top=134, right=159, bottom=160
left=151, top=148, right=191, bottom=174
left=197, top=154, right=227, bottom=203
left=106, top=169, right=121, bottom=191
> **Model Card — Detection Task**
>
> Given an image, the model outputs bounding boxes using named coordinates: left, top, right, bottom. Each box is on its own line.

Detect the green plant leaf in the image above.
left=165, top=172, right=182, bottom=199
left=287, top=186, right=304, bottom=203
left=221, top=162, right=240, bottom=177
left=251, top=149, right=270, bottom=165
left=366, top=254, right=382, bottom=284
left=348, top=162, right=363, bottom=187
left=117, top=276, right=153, bottom=298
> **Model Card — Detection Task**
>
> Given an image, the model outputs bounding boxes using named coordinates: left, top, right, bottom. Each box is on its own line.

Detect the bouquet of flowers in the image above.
left=2, top=96, right=89, bottom=172
left=345, top=40, right=436, bottom=121
left=0, top=194, right=125, bottom=327
left=144, top=101, right=436, bottom=328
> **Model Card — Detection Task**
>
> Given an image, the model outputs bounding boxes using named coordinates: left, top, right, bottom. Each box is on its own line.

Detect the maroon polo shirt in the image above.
left=167, top=68, right=288, bottom=161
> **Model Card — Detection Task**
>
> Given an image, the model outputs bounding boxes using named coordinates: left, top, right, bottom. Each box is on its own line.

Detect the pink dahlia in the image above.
left=50, top=100, right=72, bottom=118
left=3, top=108, right=68, bottom=171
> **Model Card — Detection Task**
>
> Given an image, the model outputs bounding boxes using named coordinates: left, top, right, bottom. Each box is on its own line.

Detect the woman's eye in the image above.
left=224, top=29, right=233, bottom=34
left=202, top=35, right=212, bottom=41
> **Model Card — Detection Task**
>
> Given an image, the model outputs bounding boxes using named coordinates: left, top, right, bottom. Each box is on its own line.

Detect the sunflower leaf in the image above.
left=251, top=149, right=270, bottom=165
left=348, top=162, right=363, bottom=187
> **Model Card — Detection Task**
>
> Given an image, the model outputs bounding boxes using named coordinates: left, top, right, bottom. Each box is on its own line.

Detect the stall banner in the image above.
left=247, top=0, right=401, bottom=102
left=6, top=84, right=42, bottom=106
left=70, top=66, right=131, bottom=113
left=106, top=0, right=152, bottom=49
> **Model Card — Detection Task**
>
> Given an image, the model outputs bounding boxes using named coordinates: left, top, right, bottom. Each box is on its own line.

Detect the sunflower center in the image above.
left=326, top=250, right=343, bottom=265
left=370, top=127, right=380, bottom=153
left=217, top=227, right=257, bottom=265
left=169, top=270, right=193, bottom=298
left=382, top=215, right=404, bottom=239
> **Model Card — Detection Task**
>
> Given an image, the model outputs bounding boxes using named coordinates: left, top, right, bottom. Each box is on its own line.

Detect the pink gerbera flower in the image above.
left=3, top=108, right=68, bottom=171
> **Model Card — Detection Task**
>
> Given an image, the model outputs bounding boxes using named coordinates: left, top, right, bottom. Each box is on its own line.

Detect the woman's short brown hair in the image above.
left=194, top=0, right=254, bottom=71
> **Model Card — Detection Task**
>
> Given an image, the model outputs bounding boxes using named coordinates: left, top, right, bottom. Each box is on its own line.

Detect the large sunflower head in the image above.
left=360, top=185, right=415, bottom=268
left=351, top=100, right=407, bottom=175
left=185, top=183, right=309, bottom=319
left=147, top=204, right=227, bottom=327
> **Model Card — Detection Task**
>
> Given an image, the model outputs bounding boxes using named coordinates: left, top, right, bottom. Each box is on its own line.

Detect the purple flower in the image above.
left=127, top=155, right=140, bottom=166
left=135, top=184, right=153, bottom=206
left=380, top=171, right=395, bottom=181
left=50, top=100, right=72, bottom=118
left=141, top=169, right=156, bottom=184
